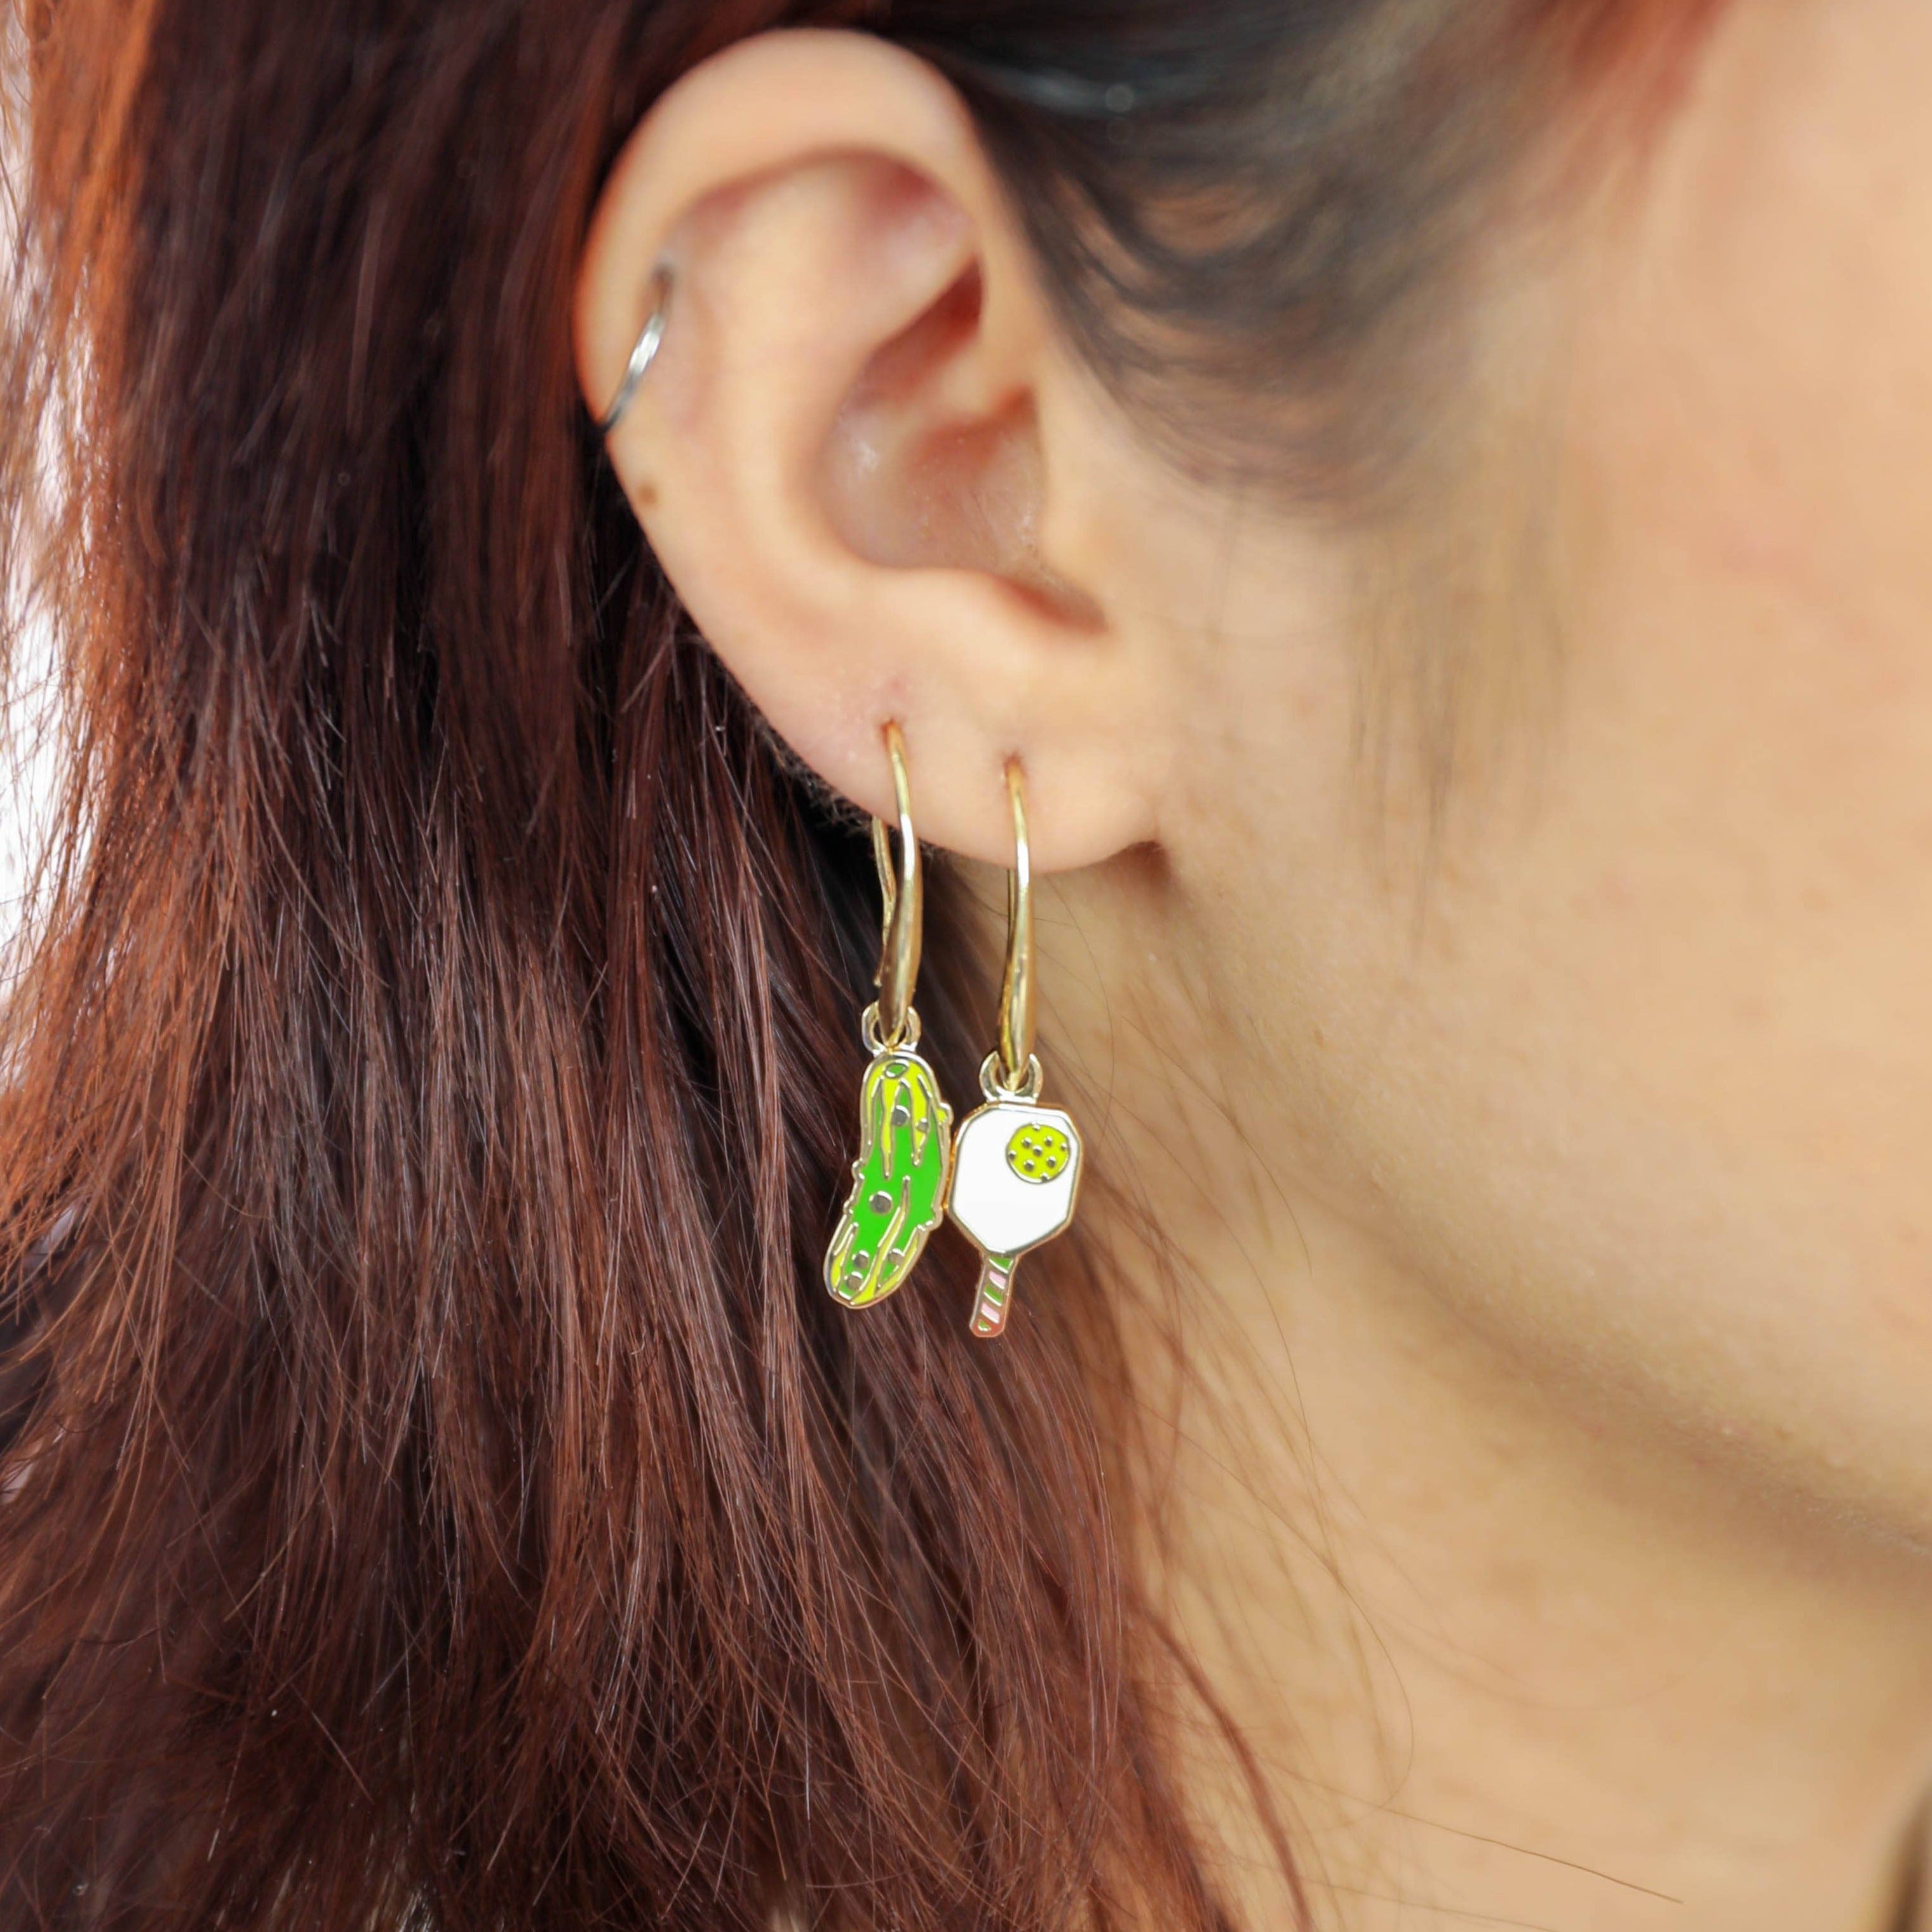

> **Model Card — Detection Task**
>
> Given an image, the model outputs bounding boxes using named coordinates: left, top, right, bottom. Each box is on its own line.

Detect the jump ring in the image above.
left=979, top=1050, right=1043, bottom=1104
left=862, top=1001, right=921, bottom=1055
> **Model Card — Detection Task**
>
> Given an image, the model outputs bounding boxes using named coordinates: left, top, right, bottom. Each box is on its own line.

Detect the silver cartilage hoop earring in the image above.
left=596, top=266, right=672, bottom=436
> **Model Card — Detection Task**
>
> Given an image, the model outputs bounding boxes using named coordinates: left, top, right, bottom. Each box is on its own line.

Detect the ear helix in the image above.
left=943, top=760, right=1084, bottom=1339
left=822, top=723, right=957, bottom=1309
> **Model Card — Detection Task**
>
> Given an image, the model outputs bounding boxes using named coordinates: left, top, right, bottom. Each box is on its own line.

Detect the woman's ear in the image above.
left=573, top=29, right=1173, bottom=869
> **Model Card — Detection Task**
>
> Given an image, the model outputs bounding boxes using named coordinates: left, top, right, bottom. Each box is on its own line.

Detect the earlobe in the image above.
left=572, top=30, right=1169, bottom=871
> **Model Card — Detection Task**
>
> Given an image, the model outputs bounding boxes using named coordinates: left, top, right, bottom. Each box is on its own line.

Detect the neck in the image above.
left=1044, top=892, right=1932, bottom=1932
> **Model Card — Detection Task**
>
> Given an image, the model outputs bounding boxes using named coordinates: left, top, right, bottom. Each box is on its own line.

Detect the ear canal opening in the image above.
left=824, top=260, right=1105, bottom=635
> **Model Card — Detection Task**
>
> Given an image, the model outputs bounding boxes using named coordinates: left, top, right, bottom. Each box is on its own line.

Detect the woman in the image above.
left=3, top=0, right=1929, bottom=1925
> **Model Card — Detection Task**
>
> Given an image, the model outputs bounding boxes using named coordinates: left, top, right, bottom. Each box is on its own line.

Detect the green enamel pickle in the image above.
left=823, top=1048, right=954, bottom=1307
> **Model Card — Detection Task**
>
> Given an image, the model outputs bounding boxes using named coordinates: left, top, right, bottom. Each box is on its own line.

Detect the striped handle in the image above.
left=970, top=1253, right=1020, bottom=1338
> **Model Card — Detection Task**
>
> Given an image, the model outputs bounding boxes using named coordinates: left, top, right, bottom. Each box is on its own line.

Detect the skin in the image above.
left=574, top=3, right=1932, bottom=1926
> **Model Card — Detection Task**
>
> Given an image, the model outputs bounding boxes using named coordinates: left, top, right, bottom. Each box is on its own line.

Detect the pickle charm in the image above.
left=825, top=722, right=953, bottom=1313
left=824, top=1045, right=954, bottom=1308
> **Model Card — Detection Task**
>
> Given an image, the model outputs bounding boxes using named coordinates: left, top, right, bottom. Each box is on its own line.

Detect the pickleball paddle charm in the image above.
left=945, top=759, right=1083, bottom=1339
left=824, top=724, right=955, bottom=1310
left=948, top=1079, right=1083, bottom=1338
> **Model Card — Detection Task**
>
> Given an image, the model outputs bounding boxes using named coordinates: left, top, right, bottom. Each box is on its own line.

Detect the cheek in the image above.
left=1224, top=0, right=1932, bottom=1534
left=1576, top=0, right=1932, bottom=750
left=1543, top=0, right=1932, bottom=1248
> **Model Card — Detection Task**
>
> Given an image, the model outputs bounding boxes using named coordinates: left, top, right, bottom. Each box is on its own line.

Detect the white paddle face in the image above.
left=947, top=1102, right=1081, bottom=1257
left=947, top=1101, right=1083, bottom=1335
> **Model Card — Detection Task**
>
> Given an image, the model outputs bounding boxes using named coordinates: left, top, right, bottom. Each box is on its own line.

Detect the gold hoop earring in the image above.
left=823, top=723, right=956, bottom=1309
left=945, top=760, right=1084, bottom=1339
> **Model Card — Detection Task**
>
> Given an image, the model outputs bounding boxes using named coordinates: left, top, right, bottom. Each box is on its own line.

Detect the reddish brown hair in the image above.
left=0, top=3, right=1722, bottom=1927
